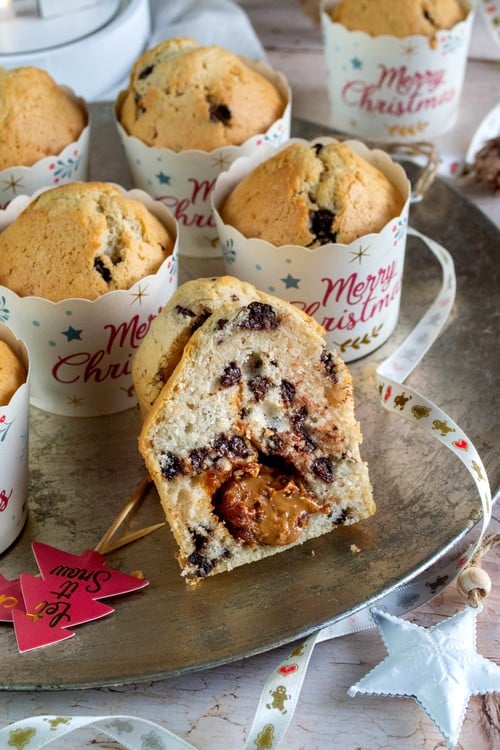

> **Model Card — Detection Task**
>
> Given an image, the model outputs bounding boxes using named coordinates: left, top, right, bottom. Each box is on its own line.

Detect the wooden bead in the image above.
left=456, top=565, right=492, bottom=599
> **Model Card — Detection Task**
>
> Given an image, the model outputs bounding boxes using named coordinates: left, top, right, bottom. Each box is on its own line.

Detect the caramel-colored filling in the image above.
left=216, top=464, right=327, bottom=546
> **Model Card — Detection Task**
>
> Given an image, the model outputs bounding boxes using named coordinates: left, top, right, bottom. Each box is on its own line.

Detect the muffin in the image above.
left=0, top=340, right=27, bottom=406
left=219, top=141, right=405, bottom=247
left=329, top=0, right=466, bottom=38
left=0, top=184, right=178, bottom=416
left=115, top=38, right=290, bottom=259
left=0, top=181, right=175, bottom=301
left=0, top=66, right=87, bottom=170
left=139, top=295, right=374, bottom=581
left=321, top=1, right=473, bottom=140
left=118, top=37, right=286, bottom=152
left=213, top=137, right=410, bottom=362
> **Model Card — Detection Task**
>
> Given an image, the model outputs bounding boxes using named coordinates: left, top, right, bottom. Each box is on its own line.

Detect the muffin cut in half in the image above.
left=139, top=295, right=374, bottom=581
left=132, top=275, right=291, bottom=416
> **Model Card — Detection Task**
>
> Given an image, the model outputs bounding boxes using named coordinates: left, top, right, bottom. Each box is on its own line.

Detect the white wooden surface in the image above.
left=1, top=2, right=499, bottom=748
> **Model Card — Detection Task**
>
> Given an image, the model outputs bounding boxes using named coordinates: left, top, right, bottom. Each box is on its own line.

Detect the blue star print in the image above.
left=350, top=57, right=363, bottom=69
left=156, top=171, right=171, bottom=185
left=281, top=274, right=300, bottom=289
left=62, top=326, right=82, bottom=341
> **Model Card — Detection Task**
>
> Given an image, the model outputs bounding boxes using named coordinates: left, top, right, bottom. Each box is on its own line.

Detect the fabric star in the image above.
left=61, top=326, right=82, bottom=341
left=348, top=606, right=500, bottom=748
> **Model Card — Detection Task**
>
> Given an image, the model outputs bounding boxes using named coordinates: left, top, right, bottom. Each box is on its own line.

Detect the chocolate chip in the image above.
left=228, top=435, right=249, bottom=457
left=192, top=310, right=211, bottom=332
left=94, top=257, right=112, bottom=283
left=187, top=551, right=215, bottom=577
left=216, top=318, right=228, bottom=330
left=138, top=64, right=154, bottom=80
left=312, top=143, right=324, bottom=156
left=238, top=302, right=278, bottom=331
left=248, top=376, right=271, bottom=402
left=213, top=433, right=249, bottom=458
left=189, top=447, right=209, bottom=474
left=159, top=451, right=182, bottom=480
left=320, top=348, right=339, bottom=382
left=220, top=361, right=241, bottom=388
left=267, top=431, right=284, bottom=454
left=312, top=457, right=334, bottom=483
left=209, top=102, right=232, bottom=125
left=280, top=379, right=296, bottom=406
left=291, top=405, right=308, bottom=434
left=333, top=508, right=348, bottom=525
left=174, top=305, right=196, bottom=318
left=190, top=527, right=209, bottom=550
left=309, top=208, right=337, bottom=245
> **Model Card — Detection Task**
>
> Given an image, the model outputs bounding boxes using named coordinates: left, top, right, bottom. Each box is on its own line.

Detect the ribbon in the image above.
left=0, top=228, right=493, bottom=749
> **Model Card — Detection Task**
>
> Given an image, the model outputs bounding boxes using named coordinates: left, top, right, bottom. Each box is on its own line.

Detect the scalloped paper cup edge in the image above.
left=212, top=137, right=411, bottom=361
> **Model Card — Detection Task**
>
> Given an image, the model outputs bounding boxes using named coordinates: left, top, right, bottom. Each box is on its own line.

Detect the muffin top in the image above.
left=0, top=340, right=26, bottom=405
left=329, top=0, right=466, bottom=37
left=0, top=181, right=174, bottom=301
left=219, top=141, right=405, bottom=247
left=0, top=66, right=87, bottom=170
left=118, top=37, right=286, bottom=151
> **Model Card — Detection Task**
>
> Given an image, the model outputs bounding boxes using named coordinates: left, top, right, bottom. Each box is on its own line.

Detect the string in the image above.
left=0, top=228, right=494, bottom=749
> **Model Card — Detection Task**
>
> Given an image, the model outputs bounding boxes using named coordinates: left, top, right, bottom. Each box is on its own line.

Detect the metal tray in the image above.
left=0, top=109, right=498, bottom=690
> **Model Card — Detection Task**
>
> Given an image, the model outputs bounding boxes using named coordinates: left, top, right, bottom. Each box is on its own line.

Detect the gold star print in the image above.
left=350, top=245, right=370, bottom=264
left=67, top=395, right=84, bottom=408
left=2, top=174, right=24, bottom=194
left=402, top=42, right=418, bottom=56
left=211, top=153, right=231, bottom=171
left=130, top=285, right=149, bottom=305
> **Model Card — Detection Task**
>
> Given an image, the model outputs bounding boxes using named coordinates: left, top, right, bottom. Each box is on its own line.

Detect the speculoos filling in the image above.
left=214, top=463, right=329, bottom=546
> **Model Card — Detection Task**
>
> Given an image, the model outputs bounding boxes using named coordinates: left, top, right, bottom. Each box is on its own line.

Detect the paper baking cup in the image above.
left=213, top=138, right=410, bottom=362
left=0, top=187, right=179, bottom=417
left=0, top=324, right=30, bottom=553
left=320, top=1, right=474, bottom=141
left=115, top=62, right=291, bottom=259
left=0, top=95, right=90, bottom=209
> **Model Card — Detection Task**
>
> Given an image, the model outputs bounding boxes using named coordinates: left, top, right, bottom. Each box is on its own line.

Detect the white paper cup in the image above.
left=320, top=1, right=474, bottom=141
left=0, top=95, right=90, bottom=209
left=0, top=324, right=30, bottom=553
left=115, top=61, right=291, bottom=259
left=213, top=138, right=410, bottom=362
left=0, top=187, right=179, bottom=416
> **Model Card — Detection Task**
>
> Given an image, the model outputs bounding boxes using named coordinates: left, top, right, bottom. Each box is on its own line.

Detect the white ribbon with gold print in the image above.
left=0, top=229, right=493, bottom=750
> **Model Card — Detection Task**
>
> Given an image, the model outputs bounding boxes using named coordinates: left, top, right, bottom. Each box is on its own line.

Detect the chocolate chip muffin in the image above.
left=0, top=340, right=27, bottom=405
left=219, top=141, right=405, bottom=247
left=132, top=275, right=313, bottom=416
left=139, top=296, right=374, bottom=581
left=0, top=66, right=87, bottom=170
left=0, top=182, right=174, bottom=301
left=329, top=0, right=466, bottom=37
left=118, top=37, right=286, bottom=151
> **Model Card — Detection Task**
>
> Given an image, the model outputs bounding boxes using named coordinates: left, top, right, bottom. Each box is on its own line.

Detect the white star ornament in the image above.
left=348, top=605, right=500, bottom=748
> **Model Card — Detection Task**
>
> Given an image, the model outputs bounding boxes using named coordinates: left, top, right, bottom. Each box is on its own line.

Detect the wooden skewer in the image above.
left=94, top=475, right=154, bottom=554
left=97, top=522, right=166, bottom=555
